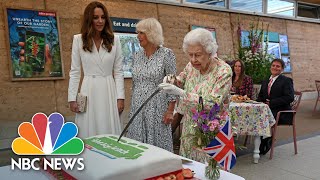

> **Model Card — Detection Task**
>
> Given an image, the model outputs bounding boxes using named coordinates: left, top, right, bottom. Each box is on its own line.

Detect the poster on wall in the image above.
left=111, top=17, right=140, bottom=78
left=4, top=8, right=64, bottom=81
left=191, top=25, right=216, bottom=39
left=264, top=42, right=281, bottom=59
left=279, top=34, right=289, bottom=55
left=240, top=30, right=250, bottom=47
left=115, top=33, right=140, bottom=78
left=265, top=32, right=279, bottom=43
left=282, top=56, right=291, bottom=73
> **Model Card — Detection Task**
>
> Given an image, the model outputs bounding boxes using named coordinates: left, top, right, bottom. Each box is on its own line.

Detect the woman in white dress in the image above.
left=68, top=1, right=124, bottom=138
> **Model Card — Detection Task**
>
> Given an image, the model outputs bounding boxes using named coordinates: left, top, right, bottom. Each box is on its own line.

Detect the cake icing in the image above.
left=65, top=134, right=182, bottom=180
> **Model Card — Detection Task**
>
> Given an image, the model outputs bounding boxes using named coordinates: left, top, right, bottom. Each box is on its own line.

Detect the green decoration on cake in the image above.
left=109, top=136, right=127, bottom=143
left=84, top=136, right=149, bottom=160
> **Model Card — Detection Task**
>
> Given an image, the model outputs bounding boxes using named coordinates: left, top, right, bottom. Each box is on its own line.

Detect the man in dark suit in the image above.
left=257, top=58, right=294, bottom=155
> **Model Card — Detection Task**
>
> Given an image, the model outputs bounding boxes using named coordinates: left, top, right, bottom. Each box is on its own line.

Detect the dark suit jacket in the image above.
left=257, top=74, right=294, bottom=125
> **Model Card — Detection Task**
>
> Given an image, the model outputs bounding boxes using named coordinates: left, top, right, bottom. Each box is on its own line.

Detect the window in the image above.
left=298, top=3, right=319, bottom=19
left=184, top=0, right=226, bottom=7
left=230, top=0, right=263, bottom=13
left=267, top=0, right=295, bottom=16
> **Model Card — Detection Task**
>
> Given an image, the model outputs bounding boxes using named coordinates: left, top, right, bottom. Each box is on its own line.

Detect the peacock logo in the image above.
left=12, top=112, right=84, bottom=155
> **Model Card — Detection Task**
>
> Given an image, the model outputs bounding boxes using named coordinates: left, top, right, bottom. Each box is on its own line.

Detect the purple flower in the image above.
left=202, top=124, right=209, bottom=132
left=208, top=103, right=220, bottom=120
left=200, top=111, right=207, bottom=119
left=192, top=112, right=199, bottom=121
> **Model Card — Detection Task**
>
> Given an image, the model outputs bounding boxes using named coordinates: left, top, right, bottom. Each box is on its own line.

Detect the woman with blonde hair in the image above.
left=126, top=18, right=177, bottom=152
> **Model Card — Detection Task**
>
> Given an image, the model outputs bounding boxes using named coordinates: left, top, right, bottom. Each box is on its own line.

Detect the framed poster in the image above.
left=115, top=33, right=140, bottom=78
left=282, top=56, right=291, bottom=73
left=4, top=8, right=64, bottom=81
left=279, top=34, right=289, bottom=55
left=240, top=30, right=250, bottom=47
left=265, top=31, right=279, bottom=43
left=191, top=25, right=216, bottom=39
left=264, top=42, right=281, bottom=59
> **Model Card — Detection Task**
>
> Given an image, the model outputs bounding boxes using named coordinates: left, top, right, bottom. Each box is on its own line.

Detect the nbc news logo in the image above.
left=11, top=112, right=85, bottom=171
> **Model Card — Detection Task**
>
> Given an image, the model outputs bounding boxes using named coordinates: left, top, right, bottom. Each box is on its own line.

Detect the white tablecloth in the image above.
left=1, top=159, right=245, bottom=180
left=181, top=157, right=245, bottom=180
left=0, top=165, right=50, bottom=180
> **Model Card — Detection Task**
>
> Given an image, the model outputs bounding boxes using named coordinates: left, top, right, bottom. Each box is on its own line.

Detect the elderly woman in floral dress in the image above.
left=159, top=28, right=232, bottom=161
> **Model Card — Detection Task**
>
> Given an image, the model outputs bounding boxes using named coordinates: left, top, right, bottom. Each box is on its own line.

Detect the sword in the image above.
left=117, top=88, right=161, bottom=142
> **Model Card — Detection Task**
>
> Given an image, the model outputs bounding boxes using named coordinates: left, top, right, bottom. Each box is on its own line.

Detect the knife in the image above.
left=117, top=88, right=161, bottom=142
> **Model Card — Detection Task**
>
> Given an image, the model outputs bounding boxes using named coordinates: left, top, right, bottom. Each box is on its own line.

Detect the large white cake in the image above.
left=65, top=134, right=183, bottom=180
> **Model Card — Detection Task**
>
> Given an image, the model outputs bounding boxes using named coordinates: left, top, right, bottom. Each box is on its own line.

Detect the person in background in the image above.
left=231, top=59, right=253, bottom=99
left=126, top=18, right=177, bottom=152
left=159, top=28, right=232, bottom=160
left=257, top=58, right=294, bottom=155
left=68, top=1, right=124, bottom=138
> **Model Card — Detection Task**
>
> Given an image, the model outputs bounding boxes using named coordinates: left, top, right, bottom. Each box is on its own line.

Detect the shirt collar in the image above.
left=269, top=74, right=280, bottom=81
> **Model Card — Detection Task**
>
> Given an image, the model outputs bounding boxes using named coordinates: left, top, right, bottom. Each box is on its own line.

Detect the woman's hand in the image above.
left=163, top=111, right=174, bottom=125
left=163, top=75, right=183, bottom=88
left=117, top=99, right=124, bottom=114
left=69, top=101, right=79, bottom=113
left=158, top=83, right=186, bottom=97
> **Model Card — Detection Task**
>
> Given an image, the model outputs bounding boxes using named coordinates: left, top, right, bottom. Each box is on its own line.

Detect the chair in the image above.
left=313, top=80, right=320, bottom=112
left=252, top=84, right=262, bottom=101
left=269, top=91, right=302, bottom=159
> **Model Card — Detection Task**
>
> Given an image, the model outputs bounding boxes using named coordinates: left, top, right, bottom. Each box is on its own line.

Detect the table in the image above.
left=0, top=165, right=50, bottom=180
left=229, top=102, right=276, bottom=163
left=1, top=160, right=245, bottom=180
left=181, top=157, right=245, bottom=180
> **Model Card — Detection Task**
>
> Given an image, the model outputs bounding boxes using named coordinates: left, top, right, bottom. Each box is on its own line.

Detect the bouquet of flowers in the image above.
left=237, top=18, right=274, bottom=84
left=191, top=102, right=226, bottom=147
left=189, top=97, right=236, bottom=179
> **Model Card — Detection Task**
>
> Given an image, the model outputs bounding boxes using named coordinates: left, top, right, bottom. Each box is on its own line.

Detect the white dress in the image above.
left=68, top=34, right=124, bottom=138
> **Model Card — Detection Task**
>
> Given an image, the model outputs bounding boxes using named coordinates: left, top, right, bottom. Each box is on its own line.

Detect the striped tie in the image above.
left=268, top=78, right=273, bottom=96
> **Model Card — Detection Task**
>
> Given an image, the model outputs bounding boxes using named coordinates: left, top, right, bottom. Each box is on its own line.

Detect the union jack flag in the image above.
left=203, top=119, right=236, bottom=171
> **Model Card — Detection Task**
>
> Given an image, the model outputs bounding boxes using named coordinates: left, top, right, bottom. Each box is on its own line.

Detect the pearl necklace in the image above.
left=200, top=59, right=215, bottom=75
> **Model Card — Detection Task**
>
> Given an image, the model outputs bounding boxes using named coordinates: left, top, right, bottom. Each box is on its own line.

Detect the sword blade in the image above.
left=117, top=88, right=161, bottom=142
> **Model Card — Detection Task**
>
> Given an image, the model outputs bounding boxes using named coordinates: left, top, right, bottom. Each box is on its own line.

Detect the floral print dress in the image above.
left=126, top=47, right=176, bottom=152
left=176, top=58, right=232, bottom=161
left=233, top=75, right=253, bottom=99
